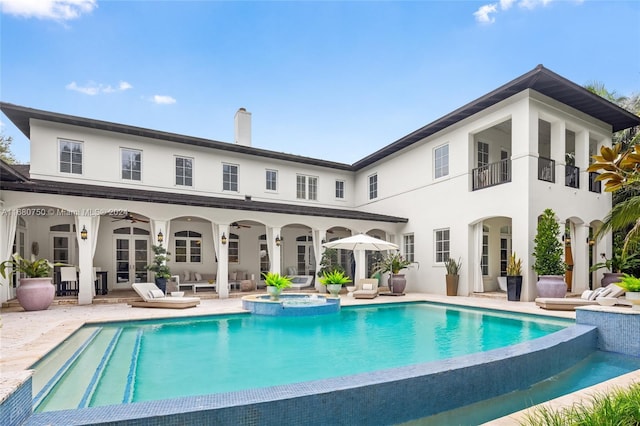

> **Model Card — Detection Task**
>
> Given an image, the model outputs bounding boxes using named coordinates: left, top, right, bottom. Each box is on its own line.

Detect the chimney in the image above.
left=234, top=107, right=252, bottom=146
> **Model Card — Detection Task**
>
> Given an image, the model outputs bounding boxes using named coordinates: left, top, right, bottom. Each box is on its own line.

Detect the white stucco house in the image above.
left=2, top=64, right=639, bottom=304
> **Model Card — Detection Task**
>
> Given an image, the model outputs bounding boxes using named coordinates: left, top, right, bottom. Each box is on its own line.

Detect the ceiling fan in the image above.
left=231, top=221, right=251, bottom=229
left=111, top=213, right=150, bottom=223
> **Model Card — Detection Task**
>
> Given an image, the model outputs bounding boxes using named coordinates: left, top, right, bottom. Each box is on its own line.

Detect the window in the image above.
left=223, top=163, right=238, bottom=191
left=228, top=233, right=239, bottom=263
left=478, top=141, right=489, bottom=167
left=296, top=175, right=318, bottom=200
left=174, top=231, right=202, bottom=263
left=59, top=139, right=83, bottom=174
left=335, top=180, right=345, bottom=199
left=121, top=148, right=142, bottom=181
left=404, top=234, right=415, bottom=263
left=434, top=144, right=449, bottom=179
left=369, top=174, right=378, bottom=199
left=175, top=156, right=193, bottom=187
left=266, top=169, right=278, bottom=191
left=435, top=228, right=450, bottom=263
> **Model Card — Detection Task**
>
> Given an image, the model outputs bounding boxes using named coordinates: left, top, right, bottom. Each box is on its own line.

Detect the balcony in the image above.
left=565, top=165, right=580, bottom=189
left=472, top=159, right=511, bottom=191
left=538, top=157, right=555, bottom=182
left=589, top=172, right=602, bottom=193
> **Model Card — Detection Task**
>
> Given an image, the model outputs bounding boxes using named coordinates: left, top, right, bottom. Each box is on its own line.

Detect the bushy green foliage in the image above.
left=319, top=270, right=352, bottom=285
left=145, top=244, right=172, bottom=279
left=317, top=248, right=345, bottom=277
left=521, top=382, right=640, bottom=425
left=444, top=257, right=462, bottom=276
left=618, top=273, right=640, bottom=292
left=262, top=272, right=292, bottom=290
left=0, top=253, right=56, bottom=278
left=373, top=252, right=413, bottom=275
left=533, top=209, right=566, bottom=276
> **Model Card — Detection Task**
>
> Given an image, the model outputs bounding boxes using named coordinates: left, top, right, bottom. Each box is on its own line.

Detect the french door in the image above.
left=296, top=241, right=315, bottom=276
left=113, top=227, right=150, bottom=289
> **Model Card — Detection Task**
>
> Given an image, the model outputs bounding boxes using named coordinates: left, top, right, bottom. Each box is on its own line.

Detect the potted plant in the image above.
left=0, top=253, right=57, bottom=311
left=618, top=274, right=640, bottom=311
left=444, top=257, right=462, bottom=296
left=319, top=270, right=352, bottom=296
left=506, top=253, right=523, bottom=301
left=373, top=252, right=413, bottom=294
left=145, top=244, right=171, bottom=293
left=262, top=272, right=292, bottom=300
left=590, top=248, right=640, bottom=287
left=533, top=208, right=567, bottom=298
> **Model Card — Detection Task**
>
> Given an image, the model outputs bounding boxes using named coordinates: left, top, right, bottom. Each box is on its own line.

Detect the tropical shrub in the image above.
left=533, top=209, right=566, bottom=276
left=319, top=270, right=352, bottom=285
left=262, top=272, right=292, bottom=290
left=0, top=253, right=56, bottom=278
left=444, top=257, right=462, bottom=276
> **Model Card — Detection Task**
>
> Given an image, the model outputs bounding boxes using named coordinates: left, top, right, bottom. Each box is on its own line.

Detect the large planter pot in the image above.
left=389, top=274, right=406, bottom=294
left=506, top=276, right=522, bottom=301
left=326, top=284, right=342, bottom=296
left=17, top=277, right=55, bottom=311
left=601, top=272, right=624, bottom=288
left=155, top=277, right=167, bottom=294
left=536, top=275, right=567, bottom=298
left=446, top=275, right=459, bottom=296
left=626, top=292, right=640, bottom=311
left=266, top=286, right=281, bottom=301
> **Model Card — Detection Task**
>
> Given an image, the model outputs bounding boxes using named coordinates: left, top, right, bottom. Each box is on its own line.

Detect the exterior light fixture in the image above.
left=275, top=236, right=281, bottom=247
left=80, top=225, right=88, bottom=240
left=587, top=238, right=595, bottom=246
left=221, top=233, right=227, bottom=245
left=157, top=230, right=164, bottom=243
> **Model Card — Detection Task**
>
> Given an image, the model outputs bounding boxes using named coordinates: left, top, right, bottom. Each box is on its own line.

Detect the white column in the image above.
left=75, top=215, right=94, bottom=305
left=266, top=226, right=282, bottom=275
left=354, top=249, right=366, bottom=284
left=215, top=223, right=229, bottom=298
left=0, top=213, right=18, bottom=303
left=575, top=130, right=589, bottom=185
left=572, top=223, right=589, bottom=294
left=312, top=228, right=326, bottom=291
left=550, top=121, right=566, bottom=185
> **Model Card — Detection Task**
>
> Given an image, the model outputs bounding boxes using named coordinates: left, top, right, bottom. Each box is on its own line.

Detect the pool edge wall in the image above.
left=22, top=324, right=597, bottom=426
left=576, top=307, right=640, bottom=356
left=0, top=375, right=32, bottom=426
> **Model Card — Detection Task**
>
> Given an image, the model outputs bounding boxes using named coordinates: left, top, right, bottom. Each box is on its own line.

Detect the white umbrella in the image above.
left=322, top=234, right=398, bottom=284
left=322, top=233, right=398, bottom=251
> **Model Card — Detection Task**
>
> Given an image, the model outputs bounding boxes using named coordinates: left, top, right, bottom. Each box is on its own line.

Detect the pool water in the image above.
left=33, top=303, right=570, bottom=413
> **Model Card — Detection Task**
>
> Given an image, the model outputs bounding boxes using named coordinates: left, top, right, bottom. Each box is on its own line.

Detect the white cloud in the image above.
left=66, top=80, right=133, bottom=95
left=474, top=4, right=498, bottom=24
left=152, top=95, right=177, bottom=105
left=0, top=0, right=97, bottom=21
left=500, top=0, right=516, bottom=10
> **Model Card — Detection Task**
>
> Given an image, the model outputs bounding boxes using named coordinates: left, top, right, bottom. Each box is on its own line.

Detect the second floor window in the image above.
left=59, top=139, right=83, bottom=174
left=121, top=148, right=142, bottom=181
left=435, top=228, right=450, bottom=263
left=175, top=156, right=193, bottom=187
left=223, top=163, right=238, bottom=191
left=369, top=174, right=378, bottom=199
left=404, top=234, right=415, bottom=263
left=478, top=141, right=489, bottom=167
left=434, top=144, right=449, bottom=179
left=335, top=180, right=345, bottom=199
left=266, top=169, right=277, bottom=191
left=297, top=175, right=318, bottom=200
left=174, top=231, right=202, bottom=263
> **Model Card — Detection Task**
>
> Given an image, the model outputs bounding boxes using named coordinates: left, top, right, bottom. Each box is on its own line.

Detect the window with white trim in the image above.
left=296, top=175, right=318, bottom=200
left=223, top=163, right=239, bottom=191
left=434, top=144, right=449, bottom=179
left=369, top=174, right=378, bottom=199
left=121, top=148, right=142, bottom=181
left=174, top=231, right=202, bottom=263
left=404, top=234, right=415, bottom=263
left=435, top=228, right=450, bottom=263
left=478, top=141, right=489, bottom=167
left=335, top=180, right=345, bottom=199
left=175, top=156, right=193, bottom=187
left=266, top=169, right=278, bottom=191
left=59, top=139, right=83, bottom=174
left=228, top=232, right=239, bottom=263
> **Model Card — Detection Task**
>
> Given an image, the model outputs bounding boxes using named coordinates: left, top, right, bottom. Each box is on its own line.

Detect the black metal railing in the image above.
left=589, top=171, right=602, bottom=193
left=565, top=164, right=580, bottom=189
left=538, top=157, right=555, bottom=182
left=472, top=159, right=511, bottom=191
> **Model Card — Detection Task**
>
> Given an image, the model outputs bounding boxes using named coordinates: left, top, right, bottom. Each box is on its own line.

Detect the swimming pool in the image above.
left=33, top=302, right=571, bottom=414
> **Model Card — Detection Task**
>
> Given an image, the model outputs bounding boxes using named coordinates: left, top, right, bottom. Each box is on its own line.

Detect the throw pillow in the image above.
left=182, top=271, right=190, bottom=282
left=148, top=289, right=165, bottom=299
left=362, top=283, right=374, bottom=291
left=195, top=272, right=202, bottom=282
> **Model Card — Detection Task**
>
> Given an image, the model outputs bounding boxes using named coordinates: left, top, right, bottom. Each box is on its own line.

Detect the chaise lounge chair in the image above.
left=535, top=283, right=625, bottom=311
left=353, top=278, right=379, bottom=299
left=129, top=283, right=201, bottom=309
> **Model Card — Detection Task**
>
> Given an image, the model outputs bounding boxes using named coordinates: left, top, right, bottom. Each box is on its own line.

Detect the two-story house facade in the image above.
left=2, top=65, right=638, bottom=304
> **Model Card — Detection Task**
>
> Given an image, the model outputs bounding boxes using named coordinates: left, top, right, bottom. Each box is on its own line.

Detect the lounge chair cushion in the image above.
left=536, top=283, right=625, bottom=311
left=131, top=283, right=200, bottom=309
left=148, top=289, right=165, bottom=299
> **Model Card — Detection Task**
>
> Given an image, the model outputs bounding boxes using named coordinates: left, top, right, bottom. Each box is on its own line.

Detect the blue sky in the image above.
left=1, top=0, right=639, bottom=165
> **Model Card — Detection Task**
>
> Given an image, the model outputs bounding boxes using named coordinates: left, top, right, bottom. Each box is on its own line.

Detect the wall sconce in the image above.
left=221, top=233, right=227, bottom=245
left=80, top=225, right=88, bottom=240
left=157, top=230, right=164, bottom=244
left=587, top=238, right=595, bottom=246
left=275, top=236, right=281, bottom=247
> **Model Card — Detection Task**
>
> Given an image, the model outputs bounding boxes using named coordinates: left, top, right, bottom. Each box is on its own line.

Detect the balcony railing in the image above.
left=565, top=165, right=580, bottom=189
left=472, top=159, right=511, bottom=191
left=589, top=171, right=602, bottom=193
left=538, top=157, right=555, bottom=182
